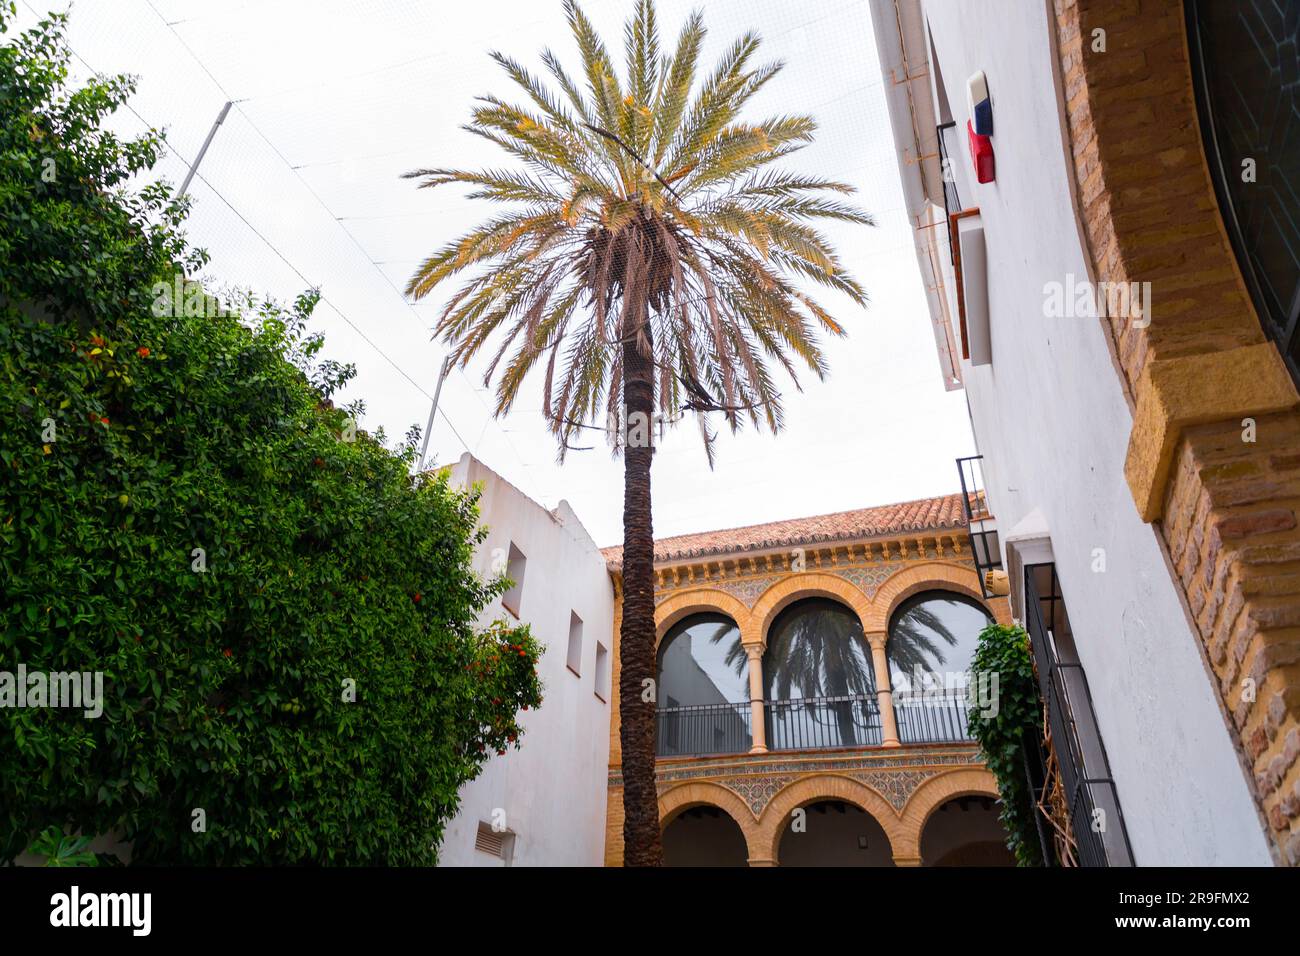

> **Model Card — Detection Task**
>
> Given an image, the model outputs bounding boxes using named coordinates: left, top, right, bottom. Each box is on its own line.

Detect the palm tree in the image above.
left=404, top=0, right=870, bottom=865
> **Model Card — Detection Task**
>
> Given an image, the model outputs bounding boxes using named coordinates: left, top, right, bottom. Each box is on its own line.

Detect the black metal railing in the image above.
left=764, top=694, right=881, bottom=751
left=1025, top=564, right=1133, bottom=867
left=894, top=692, right=975, bottom=744
left=936, top=120, right=961, bottom=265
left=656, top=701, right=751, bottom=757
left=656, top=691, right=976, bottom=757
left=956, top=454, right=1002, bottom=599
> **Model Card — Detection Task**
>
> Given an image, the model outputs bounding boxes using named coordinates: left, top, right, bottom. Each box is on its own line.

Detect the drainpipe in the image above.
left=872, top=0, right=941, bottom=210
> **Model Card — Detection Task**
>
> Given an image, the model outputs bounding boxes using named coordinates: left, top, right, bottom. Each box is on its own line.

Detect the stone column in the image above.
left=745, top=643, right=768, bottom=753
left=868, top=632, right=901, bottom=748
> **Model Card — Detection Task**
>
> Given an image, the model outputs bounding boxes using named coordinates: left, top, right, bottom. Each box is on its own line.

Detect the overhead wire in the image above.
left=139, top=0, right=549, bottom=490
left=13, top=0, right=940, bottom=535
left=18, top=0, right=477, bottom=457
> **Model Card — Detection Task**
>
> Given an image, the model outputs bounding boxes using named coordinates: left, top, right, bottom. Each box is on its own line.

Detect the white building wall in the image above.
left=879, top=0, right=1272, bottom=864
left=437, top=453, right=613, bottom=866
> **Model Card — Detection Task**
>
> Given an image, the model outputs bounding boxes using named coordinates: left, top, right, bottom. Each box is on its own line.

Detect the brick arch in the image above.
left=750, top=572, right=873, bottom=645
left=1054, top=0, right=1269, bottom=402
left=1052, top=0, right=1298, bottom=520
left=1053, top=0, right=1300, bottom=864
left=654, top=589, right=752, bottom=648
left=658, top=781, right=764, bottom=863
left=894, top=768, right=1001, bottom=862
left=756, top=773, right=903, bottom=864
left=867, top=562, right=988, bottom=634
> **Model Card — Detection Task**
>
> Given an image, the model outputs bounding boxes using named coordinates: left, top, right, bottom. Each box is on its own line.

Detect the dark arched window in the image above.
left=887, top=590, right=992, bottom=696
left=657, top=613, right=747, bottom=706
left=1188, top=0, right=1300, bottom=383
left=763, top=598, right=877, bottom=749
left=888, top=591, right=992, bottom=744
left=656, top=614, right=748, bottom=756
left=764, top=598, right=875, bottom=700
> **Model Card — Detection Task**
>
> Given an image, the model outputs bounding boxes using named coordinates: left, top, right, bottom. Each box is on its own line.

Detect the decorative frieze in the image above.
left=710, top=575, right=775, bottom=607
left=833, top=563, right=906, bottom=599
left=607, top=746, right=984, bottom=816
left=654, top=560, right=910, bottom=607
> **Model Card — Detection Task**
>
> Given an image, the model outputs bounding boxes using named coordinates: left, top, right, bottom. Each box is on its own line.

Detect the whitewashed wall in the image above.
left=876, top=0, right=1272, bottom=864
left=436, top=453, right=613, bottom=866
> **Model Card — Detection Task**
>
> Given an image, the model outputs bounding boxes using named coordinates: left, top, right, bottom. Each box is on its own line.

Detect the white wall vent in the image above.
left=475, top=822, right=515, bottom=865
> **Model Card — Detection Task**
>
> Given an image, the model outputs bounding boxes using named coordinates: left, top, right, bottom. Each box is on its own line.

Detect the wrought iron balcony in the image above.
left=765, top=694, right=882, bottom=751
left=895, top=693, right=975, bottom=744
left=1024, top=563, right=1133, bottom=867
left=956, top=454, right=1002, bottom=599
left=657, top=701, right=752, bottom=757
left=656, top=692, right=974, bottom=757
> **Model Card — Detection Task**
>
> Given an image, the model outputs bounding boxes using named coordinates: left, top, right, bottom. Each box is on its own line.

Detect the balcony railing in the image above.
left=1024, top=563, right=1133, bottom=867
left=765, top=694, right=882, bottom=751
left=657, top=701, right=752, bottom=757
left=956, top=454, right=1002, bottom=599
left=656, top=692, right=974, bottom=757
left=895, top=693, right=974, bottom=744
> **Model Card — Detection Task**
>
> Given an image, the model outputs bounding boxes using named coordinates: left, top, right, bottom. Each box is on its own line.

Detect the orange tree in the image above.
left=0, top=8, right=538, bottom=865
left=404, top=0, right=871, bottom=863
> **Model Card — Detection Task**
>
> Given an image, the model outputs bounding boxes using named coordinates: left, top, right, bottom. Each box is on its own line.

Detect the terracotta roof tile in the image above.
left=601, top=492, right=970, bottom=570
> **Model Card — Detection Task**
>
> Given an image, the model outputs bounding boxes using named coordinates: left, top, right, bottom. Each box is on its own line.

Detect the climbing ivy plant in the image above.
left=967, top=622, right=1046, bottom=866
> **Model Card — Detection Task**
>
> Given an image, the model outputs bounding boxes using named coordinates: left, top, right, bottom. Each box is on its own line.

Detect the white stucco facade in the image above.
left=436, top=453, right=613, bottom=866
left=872, top=0, right=1272, bottom=864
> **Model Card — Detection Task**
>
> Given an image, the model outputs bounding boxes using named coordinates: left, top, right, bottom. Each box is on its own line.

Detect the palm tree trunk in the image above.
left=619, top=304, right=663, bottom=867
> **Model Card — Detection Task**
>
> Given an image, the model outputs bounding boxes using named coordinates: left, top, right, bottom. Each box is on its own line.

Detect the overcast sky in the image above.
left=15, top=0, right=977, bottom=547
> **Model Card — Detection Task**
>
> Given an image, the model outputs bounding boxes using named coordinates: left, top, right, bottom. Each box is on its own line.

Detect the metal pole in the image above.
left=416, top=355, right=455, bottom=473
left=176, top=101, right=233, bottom=200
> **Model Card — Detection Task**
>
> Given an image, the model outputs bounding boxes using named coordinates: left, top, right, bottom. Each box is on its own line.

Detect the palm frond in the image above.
left=651, top=9, right=705, bottom=166
left=564, top=0, right=630, bottom=187
left=664, top=37, right=774, bottom=173
left=623, top=0, right=660, bottom=156
left=403, top=166, right=564, bottom=206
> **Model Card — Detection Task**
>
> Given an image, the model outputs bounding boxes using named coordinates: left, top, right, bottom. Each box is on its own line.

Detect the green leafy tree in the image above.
left=404, top=0, right=871, bottom=865
left=0, top=7, right=539, bottom=865
left=27, top=826, right=98, bottom=866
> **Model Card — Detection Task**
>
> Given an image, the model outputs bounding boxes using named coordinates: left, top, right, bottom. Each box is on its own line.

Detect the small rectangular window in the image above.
left=501, top=543, right=526, bottom=618
left=594, top=641, right=610, bottom=703
left=566, top=612, right=583, bottom=676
